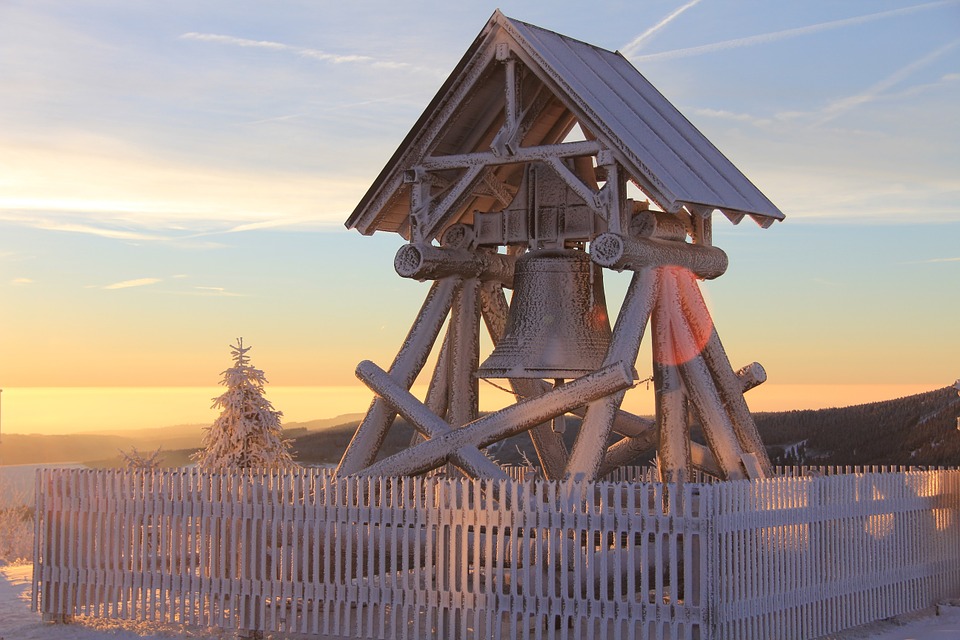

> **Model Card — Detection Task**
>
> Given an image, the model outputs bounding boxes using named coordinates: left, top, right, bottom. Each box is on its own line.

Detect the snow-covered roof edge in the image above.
left=345, top=10, right=784, bottom=235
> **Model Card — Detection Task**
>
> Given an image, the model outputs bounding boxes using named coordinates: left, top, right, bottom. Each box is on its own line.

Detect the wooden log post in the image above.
left=598, top=362, right=766, bottom=478
left=335, top=277, right=457, bottom=476
left=652, top=291, right=692, bottom=483
left=448, top=278, right=480, bottom=428
left=564, top=267, right=660, bottom=481
left=445, top=277, right=480, bottom=477
left=662, top=269, right=747, bottom=480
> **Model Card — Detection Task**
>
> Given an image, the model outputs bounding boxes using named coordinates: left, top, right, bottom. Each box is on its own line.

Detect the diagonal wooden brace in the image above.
left=598, top=361, right=766, bottom=478
left=335, top=277, right=457, bottom=476
left=356, top=361, right=635, bottom=478
left=675, top=270, right=772, bottom=476
left=356, top=360, right=508, bottom=480
left=664, top=270, right=747, bottom=480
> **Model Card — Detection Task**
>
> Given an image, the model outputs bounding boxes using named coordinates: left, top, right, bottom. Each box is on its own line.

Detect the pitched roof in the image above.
left=346, top=10, right=783, bottom=238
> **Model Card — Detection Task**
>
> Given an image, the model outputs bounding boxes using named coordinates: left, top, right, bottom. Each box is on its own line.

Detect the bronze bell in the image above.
left=477, top=248, right=612, bottom=379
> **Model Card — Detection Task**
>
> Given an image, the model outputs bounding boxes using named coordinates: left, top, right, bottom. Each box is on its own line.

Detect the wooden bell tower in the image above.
left=336, top=11, right=784, bottom=482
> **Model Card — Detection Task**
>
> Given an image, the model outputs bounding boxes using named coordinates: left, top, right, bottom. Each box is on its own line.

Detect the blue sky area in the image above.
left=0, top=1, right=957, bottom=430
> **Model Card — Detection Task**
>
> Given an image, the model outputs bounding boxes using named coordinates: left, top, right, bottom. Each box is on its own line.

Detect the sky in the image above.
left=0, top=1, right=958, bottom=434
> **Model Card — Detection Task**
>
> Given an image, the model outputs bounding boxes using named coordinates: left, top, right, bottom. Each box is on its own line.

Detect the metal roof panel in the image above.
left=345, top=11, right=783, bottom=236
left=503, top=17, right=783, bottom=220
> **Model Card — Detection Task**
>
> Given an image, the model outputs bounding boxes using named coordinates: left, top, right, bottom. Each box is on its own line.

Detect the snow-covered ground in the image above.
left=0, top=564, right=235, bottom=639
left=2, top=563, right=958, bottom=640
left=0, top=465, right=85, bottom=509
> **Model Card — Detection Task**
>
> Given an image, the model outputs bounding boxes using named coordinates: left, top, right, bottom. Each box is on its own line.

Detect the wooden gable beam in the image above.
left=414, top=165, right=487, bottom=243
left=354, top=42, right=499, bottom=235
left=420, top=139, right=600, bottom=171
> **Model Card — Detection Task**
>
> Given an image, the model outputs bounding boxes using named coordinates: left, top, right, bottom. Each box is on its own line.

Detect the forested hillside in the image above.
left=755, top=386, right=960, bottom=467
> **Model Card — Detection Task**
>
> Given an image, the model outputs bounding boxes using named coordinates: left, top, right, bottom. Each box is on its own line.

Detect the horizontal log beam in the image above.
left=736, top=362, right=767, bottom=392
left=395, top=244, right=516, bottom=287
left=418, top=140, right=602, bottom=172
left=591, top=233, right=728, bottom=279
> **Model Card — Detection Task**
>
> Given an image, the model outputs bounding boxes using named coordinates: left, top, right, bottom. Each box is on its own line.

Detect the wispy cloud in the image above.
left=689, top=107, right=772, bottom=127
left=11, top=277, right=34, bottom=286
left=221, top=217, right=340, bottom=234
left=31, top=219, right=162, bottom=242
left=180, top=32, right=437, bottom=74
left=629, top=1, right=957, bottom=62
left=241, top=91, right=428, bottom=125
left=814, top=39, right=960, bottom=125
left=0, top=135, right=363, bottom=239
left=181, top=216, right=345, bottom=240
left=911, top=257, right=960, bottom=263
left=691, top=46, right=959, bottom=129
left=190, top=286, right=245, bottom=297
left=103, top=278, right=162, bottom=290
left=621, top=0, right=703, bottom=58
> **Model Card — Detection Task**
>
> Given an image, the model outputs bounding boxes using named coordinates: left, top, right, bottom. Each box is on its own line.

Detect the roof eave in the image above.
left=345, top=11, right=507, bottom=234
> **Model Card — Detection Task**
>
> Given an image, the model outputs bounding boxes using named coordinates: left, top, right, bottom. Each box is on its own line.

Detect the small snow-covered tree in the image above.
left=120, top=446, right=163, bottom=470
left=193, top=338, right=296, bottom=471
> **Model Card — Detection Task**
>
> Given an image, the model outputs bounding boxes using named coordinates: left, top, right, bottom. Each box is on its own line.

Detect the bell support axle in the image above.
left=591, top=232, right=728, bottom=279
left=394, top=243, right=516, bottom=287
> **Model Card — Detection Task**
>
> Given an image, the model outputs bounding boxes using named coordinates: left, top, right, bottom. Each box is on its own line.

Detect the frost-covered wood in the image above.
left=193, top=338, right=295, bottom=471
left=34, top=467, right=960, bottom=640
left=336, top=11, right=780, bottom=482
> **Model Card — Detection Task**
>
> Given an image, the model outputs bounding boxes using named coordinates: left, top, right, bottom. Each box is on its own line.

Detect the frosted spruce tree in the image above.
left=120, top=446, right=164, bottom=470
left=193, top=338, right=296, bottom=471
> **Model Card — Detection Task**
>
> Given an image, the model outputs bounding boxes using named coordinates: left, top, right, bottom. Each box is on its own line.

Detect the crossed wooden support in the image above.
left=353, top=360, right=634, bottom=479
left=335, top=232, right=772, bottom=482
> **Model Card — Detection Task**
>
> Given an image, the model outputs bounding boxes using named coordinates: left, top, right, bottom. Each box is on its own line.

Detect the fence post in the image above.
left=701, top=480, right=716, bottom=640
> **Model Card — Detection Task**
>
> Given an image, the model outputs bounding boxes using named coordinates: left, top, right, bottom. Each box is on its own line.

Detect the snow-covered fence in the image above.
left=711, top=471, right=960, bottom=639
left=32, top=467, right=960, bottom=640
left=33, top=468, right=707, bottom=639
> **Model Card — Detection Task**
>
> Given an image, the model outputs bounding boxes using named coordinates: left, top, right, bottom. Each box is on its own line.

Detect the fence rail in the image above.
left=33, top=467, right=960, bottom=640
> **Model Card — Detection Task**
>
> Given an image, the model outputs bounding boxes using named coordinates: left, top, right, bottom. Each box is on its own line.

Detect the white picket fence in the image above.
left=32, top=467, right=960, bottom=640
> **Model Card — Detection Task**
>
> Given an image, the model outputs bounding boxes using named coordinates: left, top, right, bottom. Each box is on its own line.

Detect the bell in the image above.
left=477, top=248, right=612, bottom=379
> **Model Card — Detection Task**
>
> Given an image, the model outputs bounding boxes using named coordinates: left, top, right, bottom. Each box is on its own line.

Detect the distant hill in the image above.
left=283, top=413, right=366, bottom=433
left=1, top=433, right=144, bottom=467
left=754, top=386, right=960, bottom=467
left=1, top=413, right=365, bottom=467
left=3, top=391, right=956, bottom=470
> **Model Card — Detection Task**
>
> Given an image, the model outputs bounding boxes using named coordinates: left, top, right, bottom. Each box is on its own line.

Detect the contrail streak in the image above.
left=629, top=1, right=957, bottom=62
left=620, top=0, right=704, bottom=58
left=180, top=32, right=421, bottom=71
left=815, top=39, right=960, bottom=125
